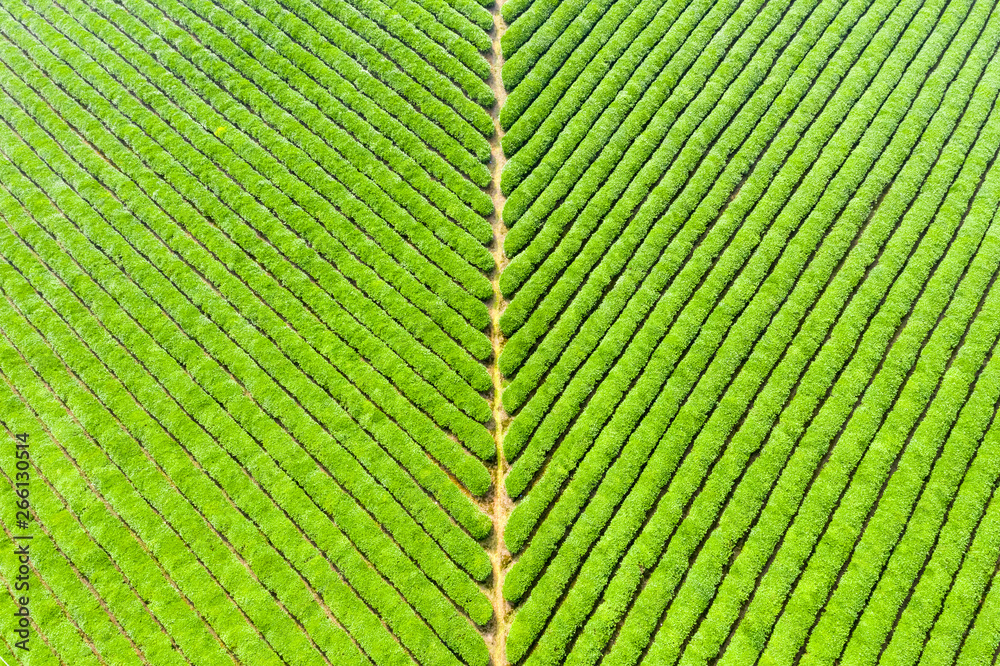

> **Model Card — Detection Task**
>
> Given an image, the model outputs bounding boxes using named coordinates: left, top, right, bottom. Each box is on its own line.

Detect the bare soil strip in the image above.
left=486, top=3, right=512, bottom=663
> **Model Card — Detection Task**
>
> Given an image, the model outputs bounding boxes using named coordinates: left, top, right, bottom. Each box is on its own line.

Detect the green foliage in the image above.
left=0, top=0, right=498, bottom=659
left=6, top=0, right=1000, bottom=660
left=500, top=0, right=1000, bottom=661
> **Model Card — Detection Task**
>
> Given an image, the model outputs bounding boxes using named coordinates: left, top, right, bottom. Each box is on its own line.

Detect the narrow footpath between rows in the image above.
left=486, top=1, right=512, bottom=663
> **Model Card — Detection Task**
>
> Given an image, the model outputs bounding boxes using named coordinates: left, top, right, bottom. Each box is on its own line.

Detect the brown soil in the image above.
left=485, top=3, right=513, bottom=664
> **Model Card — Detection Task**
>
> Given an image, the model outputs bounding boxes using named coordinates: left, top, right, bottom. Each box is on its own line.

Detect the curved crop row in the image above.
left=710, top=76, right=1000, bottom=666
left=498, top=0, right=806, bottom=342
left=496, top=0, right=844, bottom=398
left=502, top=0, right=971, bottom=659
left=653, top=22, right=1000, bottom=665
left=501, top=0, right=932, bottom=550
left=497, top=0, right=651, bottom=134
left=493, top=0, right=881, bottom=445
left=755, top=131, right=1000, bottom=666
left=516, top=6, right=996, bottom=664
left=831, top=234, right=1000, bottom=666
left=501, top=0, right=612, bottom=91
left=499, top=0, right=733, bottom=214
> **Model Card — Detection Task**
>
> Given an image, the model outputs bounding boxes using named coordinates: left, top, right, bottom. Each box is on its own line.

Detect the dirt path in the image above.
left=486, top=4, right=512, bottom=664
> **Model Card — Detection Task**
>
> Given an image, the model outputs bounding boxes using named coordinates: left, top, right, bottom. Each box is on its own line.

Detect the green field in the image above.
left=0, top=0, right=998, bottom=662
